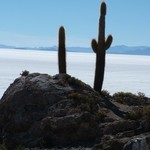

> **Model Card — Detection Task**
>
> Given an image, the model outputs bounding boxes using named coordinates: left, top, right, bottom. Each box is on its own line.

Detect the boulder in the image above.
left=123, top=134, right=150, bottom=150
left=0, top=73, right=101, bottom=148
left=1, top=73, right=150, bottom=150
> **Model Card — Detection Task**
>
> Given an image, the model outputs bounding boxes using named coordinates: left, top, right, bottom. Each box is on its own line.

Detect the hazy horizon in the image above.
left=1, top=43, right=150, bottom=48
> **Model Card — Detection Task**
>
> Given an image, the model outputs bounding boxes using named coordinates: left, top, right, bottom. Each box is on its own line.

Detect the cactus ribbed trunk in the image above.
left=92, top=2, right=113, bottom=92
left=58, top=26, right=66, bottom=74
left=94, top=49, right=106, bottom=92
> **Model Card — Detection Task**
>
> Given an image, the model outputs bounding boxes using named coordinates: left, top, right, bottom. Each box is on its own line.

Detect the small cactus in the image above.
left=58, top=26, right=67, bottom=74
left=91, top=2, right=113, bottom=92
left=20, top=70, right=29, bottom=77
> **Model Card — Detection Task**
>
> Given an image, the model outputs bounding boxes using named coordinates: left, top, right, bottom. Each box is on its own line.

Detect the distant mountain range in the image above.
left=108, top=45, right=150, bottom=55
left=0, top=44, right=150, bottom=55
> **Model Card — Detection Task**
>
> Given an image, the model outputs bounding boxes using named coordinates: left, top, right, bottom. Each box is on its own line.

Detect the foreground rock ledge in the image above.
left=0, top=73, right=103, bottom=149
left=0, top=73, right=150, bottom=150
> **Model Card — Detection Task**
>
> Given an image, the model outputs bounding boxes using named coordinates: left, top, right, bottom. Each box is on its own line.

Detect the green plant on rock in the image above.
left=96, top=110, right=107, bottom=121
left=76, top=103, right=91, bottom=112
left=69, top=92, right=99, bottom=113
left=67, top=76, right=84, bottom=87
left=100, top=90, right=111, bottom=99
left=91, top=2, right=113, bottom=92
left=126, top=108, right=143, bottom=120
left=0, top=143, right=7, bottom=150
left=58, top=26, right=67, bottom=74
left=20, top=70, right=29, bottom=77
left=126, top=105, right=150, bottom=120
left=112, top=92, right=137, bottom=104
left=15, top=145, right=25, bottom=150
left=69, top=92, right=91, bottom=103
left=143, top=105, right=150, bottom=115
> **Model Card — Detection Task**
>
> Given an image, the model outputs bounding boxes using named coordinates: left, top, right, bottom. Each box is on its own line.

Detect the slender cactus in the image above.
left=91, top=2, right=113, bottom=92
left=58, top=26, right=67, bottom=74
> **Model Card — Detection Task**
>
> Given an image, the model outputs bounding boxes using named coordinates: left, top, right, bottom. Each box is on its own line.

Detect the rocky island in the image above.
left=0, top=73, right=150, bottom=150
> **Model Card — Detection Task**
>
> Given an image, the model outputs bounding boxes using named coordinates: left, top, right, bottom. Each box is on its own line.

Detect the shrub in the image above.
left=126, top=105, right=150, bottom=120
left=96, top=110, right=107, bottom=121
left=76, top=103, right=91, bottom=112
left=20, top=70, right=29, bottom=77
left=100, top=90, right=111, bottom=99
left=69, top=92, right=98, bottom=113
left=57, top=80, right=66, bottom=86
left=67, top=77, right=84, bottom=87
left=113, top=92, right=136, bottom=105
left=112, top=92, right=150, bottom=106
left=137, top=92, right=145, bottom=98
left=57, top=75, right=87, bottom=88
left=15, top=145, right=25, bottom=150
left=69, top=92, right=91, bottom=103
left=126, top=108, right=143, bottom=120
left=143, top=105, right=150, bottom=130
left=143, top=105, right=150, bottom=115
left=0, top=144, right=7, bottom=150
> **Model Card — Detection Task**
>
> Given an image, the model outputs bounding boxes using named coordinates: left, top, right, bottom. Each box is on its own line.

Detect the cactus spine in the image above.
left=58, top=26, right=67, bottom=74
left=92, top=2, right=113, bottom=92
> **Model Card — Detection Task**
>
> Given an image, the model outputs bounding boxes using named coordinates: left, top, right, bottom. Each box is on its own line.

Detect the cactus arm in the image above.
left=91, top=39, right=98, bottom=53
left=58, top=26, right=66, bottom=74
left=105, top=35, right=113, bottom=50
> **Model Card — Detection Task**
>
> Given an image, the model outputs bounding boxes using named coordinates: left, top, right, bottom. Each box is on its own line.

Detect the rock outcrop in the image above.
left=0, top=73, right=150, bottom=150
left=0, top=73, right=104, bottom=149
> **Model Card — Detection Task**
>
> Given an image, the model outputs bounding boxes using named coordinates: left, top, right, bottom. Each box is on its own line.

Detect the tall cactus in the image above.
left=91, top=2, right=113, bottom=92
left=58, top=26, right=67, bottom=74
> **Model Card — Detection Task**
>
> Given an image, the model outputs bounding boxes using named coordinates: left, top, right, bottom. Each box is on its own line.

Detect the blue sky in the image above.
left=0, top=0, right=150, bottom=47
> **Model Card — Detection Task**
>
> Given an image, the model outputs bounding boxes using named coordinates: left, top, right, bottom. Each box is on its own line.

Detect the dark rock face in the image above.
left=0, top=73, right=101, bottom=148
left=0, top=73, right=150, bottom=150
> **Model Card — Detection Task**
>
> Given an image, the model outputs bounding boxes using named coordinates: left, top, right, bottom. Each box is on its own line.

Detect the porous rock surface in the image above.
left=0, top=73, right=103, bottom=149
left=0, top=73, right=150, bottom=150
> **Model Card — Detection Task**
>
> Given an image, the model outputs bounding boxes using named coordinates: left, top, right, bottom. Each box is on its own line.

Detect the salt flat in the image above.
left=0, top=48, right=150, bottom=98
